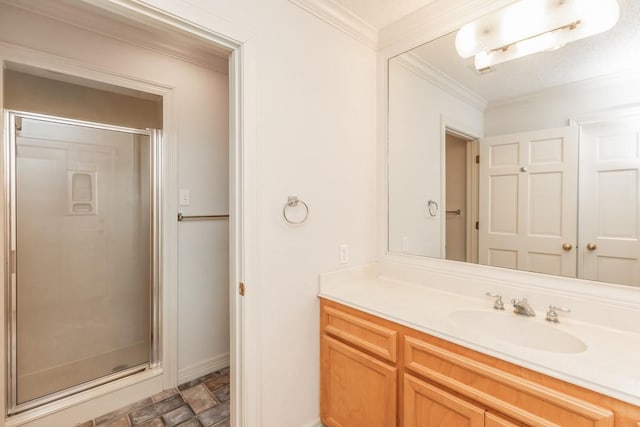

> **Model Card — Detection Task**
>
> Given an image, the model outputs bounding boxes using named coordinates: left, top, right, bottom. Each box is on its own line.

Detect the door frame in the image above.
left=440, top=116, right=482, bottom=262
left=0, top=2, right=257, bottom=426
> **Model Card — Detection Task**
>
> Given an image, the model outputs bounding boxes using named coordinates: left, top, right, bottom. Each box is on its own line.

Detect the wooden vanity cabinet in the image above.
left=320, top=298, right=640, bottom=426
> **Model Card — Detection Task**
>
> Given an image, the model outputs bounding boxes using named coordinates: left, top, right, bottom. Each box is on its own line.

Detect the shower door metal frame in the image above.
left=3, top=110, right=161, bottom=415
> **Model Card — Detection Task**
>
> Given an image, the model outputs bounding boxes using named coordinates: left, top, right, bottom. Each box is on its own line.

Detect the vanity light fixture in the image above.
left=455, top=0, right=620, bottom=70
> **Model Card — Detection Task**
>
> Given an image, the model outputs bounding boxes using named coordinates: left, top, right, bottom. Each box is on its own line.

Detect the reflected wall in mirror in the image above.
left=388, top=0, right=640, bottom=286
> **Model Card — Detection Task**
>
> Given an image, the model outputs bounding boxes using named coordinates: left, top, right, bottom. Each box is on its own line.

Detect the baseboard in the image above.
left=177, top=353, right=230, bottom=385
left=302, top=419, right=323, bottom=427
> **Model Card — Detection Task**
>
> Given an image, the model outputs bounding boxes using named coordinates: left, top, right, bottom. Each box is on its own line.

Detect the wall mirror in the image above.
left=387, top=0, right=640, bottom=286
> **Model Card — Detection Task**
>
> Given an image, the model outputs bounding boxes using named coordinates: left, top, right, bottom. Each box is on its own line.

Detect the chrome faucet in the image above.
left=511, top=298, right=536, bottom=317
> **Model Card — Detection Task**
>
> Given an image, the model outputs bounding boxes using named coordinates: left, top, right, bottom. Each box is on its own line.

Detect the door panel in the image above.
left=580, top=117, right=640, bottom=285
left=479, top=126, right=578, bottom=277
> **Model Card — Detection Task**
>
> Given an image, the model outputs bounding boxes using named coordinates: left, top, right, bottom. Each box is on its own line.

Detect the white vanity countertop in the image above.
left=319, top=261, right=640, bottom=407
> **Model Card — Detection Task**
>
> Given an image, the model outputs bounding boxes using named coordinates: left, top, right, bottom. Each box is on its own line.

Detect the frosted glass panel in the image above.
left=14, top=117, right=151, bottom=405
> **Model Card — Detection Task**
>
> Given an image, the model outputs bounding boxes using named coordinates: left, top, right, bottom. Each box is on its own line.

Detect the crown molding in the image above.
left=288, top=0, right=378, bottom=50
left=379, top=0, right=517, bottom=55
left=392, top=53, right=487, bottom=111
left=2, top=0, right=229, bottom=74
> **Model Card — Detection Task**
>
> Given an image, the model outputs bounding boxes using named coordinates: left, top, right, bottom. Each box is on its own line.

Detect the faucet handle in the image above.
left=545, top=305, right=571, bottom=323
left=485, top=292, right=504, bottom=310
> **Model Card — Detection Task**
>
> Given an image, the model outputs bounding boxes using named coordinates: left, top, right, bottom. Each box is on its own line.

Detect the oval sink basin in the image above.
left=449, top=310, right=587, bottom=354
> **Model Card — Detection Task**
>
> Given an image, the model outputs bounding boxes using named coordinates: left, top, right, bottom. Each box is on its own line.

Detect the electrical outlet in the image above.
left=339, top=244, right=349, bottom=264
left=179, top=189, right=190, bottom=206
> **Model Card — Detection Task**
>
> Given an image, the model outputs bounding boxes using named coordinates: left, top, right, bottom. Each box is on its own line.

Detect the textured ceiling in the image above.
left=403, top=0, right=640, bottom=103
left=330, top=0, right=438, bottom=29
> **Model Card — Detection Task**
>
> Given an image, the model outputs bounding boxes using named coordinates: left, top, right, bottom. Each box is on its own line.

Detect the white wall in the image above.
left=131, top=1, right=379, bottom=426
left=485, top=75, right=640, bottom=136
left=388, top=57, right=483, bottom=258
left=0, top=3, right=230, bottom=390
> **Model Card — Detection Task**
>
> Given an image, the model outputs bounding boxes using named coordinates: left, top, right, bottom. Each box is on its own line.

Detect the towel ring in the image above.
left=283, top=196, right=309, bottom=224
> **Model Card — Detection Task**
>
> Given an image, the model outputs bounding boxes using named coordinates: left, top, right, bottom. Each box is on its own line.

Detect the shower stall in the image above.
left=4, top=110, right=160, bottom=414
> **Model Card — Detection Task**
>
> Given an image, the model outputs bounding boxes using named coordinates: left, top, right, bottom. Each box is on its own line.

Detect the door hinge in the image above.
left=15, top=117, right=22, bottom=132
left=475, top=155, right=480, bottom=164
left=475, top=221, right=479, bottom=230
left=239, top=282, right=245, bottom=296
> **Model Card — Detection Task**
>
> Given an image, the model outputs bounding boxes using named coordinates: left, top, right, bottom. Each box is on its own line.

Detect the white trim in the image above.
left=377, top=51, right=390, bottom=261
left=233, top=35, right=261, bottom=427
left=302, top=419, right=324, bottom=427
left=177, top=353, right=230, bottom=385
left=288, top=0, right=378, bottom=49
left=392, top=54, right=487, bottom=111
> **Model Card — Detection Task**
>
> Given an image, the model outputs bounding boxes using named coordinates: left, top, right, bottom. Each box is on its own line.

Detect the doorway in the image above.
left=444, top=130, right=477, bottom=263
left=0, top=1, right=251, bottom=424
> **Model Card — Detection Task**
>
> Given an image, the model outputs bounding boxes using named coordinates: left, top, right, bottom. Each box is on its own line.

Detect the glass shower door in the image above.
left=6, top=112, right=159, bottom=413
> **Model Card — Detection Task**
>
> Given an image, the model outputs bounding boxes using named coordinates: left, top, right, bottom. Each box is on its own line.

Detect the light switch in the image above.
left=179, top=189, right=191, bottom=206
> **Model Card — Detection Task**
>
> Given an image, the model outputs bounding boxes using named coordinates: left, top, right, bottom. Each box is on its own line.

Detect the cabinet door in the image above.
left=321, top=335, right=397, bottom=427
left=404, top=373, right=484, bottom=427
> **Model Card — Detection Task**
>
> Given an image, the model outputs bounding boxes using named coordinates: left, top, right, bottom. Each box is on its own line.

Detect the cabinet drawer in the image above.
left=404, top=335, right=613, bottom=427
left=322, top=305, right=398, bottom=363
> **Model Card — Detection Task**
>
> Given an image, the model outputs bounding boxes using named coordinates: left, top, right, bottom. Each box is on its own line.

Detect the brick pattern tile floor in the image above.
left=77, top=368, right=230, bottom=427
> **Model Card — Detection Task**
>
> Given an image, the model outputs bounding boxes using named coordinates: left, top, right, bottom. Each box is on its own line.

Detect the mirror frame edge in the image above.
left=376, top=0, right=640, bottom=300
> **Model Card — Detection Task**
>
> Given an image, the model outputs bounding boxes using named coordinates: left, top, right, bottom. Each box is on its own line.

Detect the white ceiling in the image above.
left=330, top=0, right=438, bottom=29
left=402, top=0, right=640, bottom=103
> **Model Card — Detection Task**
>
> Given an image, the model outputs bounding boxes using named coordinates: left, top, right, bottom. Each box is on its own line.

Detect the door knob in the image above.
left=562, top=243, right=572, bottom=251
left=586, top=243, right=597, bottom=251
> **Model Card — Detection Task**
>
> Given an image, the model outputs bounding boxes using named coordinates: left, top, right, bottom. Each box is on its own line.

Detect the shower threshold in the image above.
left=11, top=343, right=150, bottom=415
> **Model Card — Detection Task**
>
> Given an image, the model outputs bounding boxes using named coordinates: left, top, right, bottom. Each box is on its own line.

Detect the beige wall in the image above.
left=4, top=70, right=162, bottom=129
